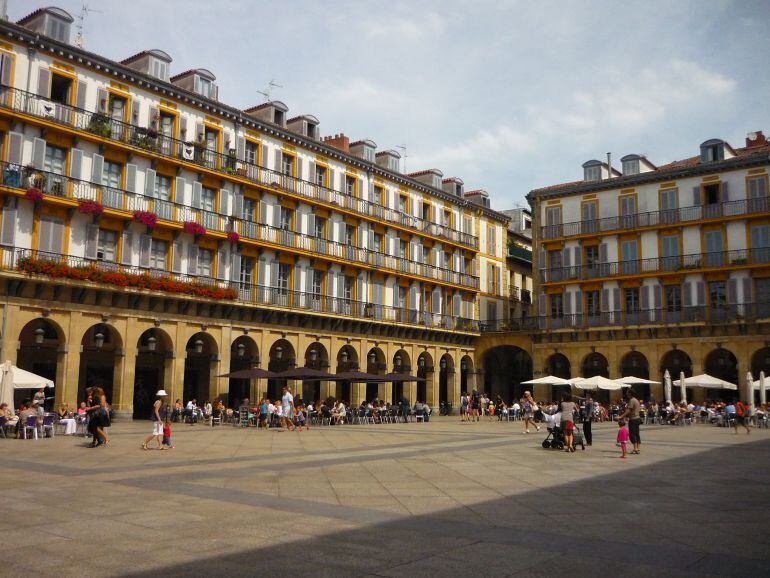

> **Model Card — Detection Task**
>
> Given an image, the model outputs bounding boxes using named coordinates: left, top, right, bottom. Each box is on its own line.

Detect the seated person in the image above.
left=0, top=402, right=18, bottom=426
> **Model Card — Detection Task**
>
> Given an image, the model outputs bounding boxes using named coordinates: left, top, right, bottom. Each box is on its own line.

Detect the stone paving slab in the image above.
left=1, top=418, right=768, bottom=576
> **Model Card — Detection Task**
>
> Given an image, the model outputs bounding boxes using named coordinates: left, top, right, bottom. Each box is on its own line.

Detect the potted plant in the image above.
left=78, top=199, right=105, bottom=223
left=133, top=210, right=158, bottom=232
left=87, top=113, right=111, bottom=138
left=25, top=186, right=43, bottom=206
left=227, top=231, right=240, bottom=245
left=183, top=220, right=206, bottom=239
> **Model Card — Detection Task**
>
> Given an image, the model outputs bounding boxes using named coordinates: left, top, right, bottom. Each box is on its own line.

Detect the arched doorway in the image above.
left=392, top=349, right=411, bottom=402
left=267, top=339, right=295, bottom=400
left=366, top=347, right=386, bottom=402
left=417, top=351, right=434, bottom=403
left=17, top=318, right=64, bottom=411
left=704, top=347, right=739, bottom=401
left=336, top=345, right=358, bottom=405
left=482, top=346, right=533, bottom=403
left=133, top=328, right=173, bottom=419
left=750, top=347, right=770, bottom=379
left=620, top=351, right=651, bottom=400
left=305, top=342, right=330, bottom=403
left=460, top=355, right=474, bottom=394
left=183, top=332, right=218, bottom=404
left=581, top=352, right=610, bottom=403
left=438, top=353, right=454, bottom=406
left=78, top=323, right=122, bottom=405
left=546, top=353, right=572, bottom=400
left=228, top=336, right=259, bottom=407
left=660, top=349, right=692, bottom=403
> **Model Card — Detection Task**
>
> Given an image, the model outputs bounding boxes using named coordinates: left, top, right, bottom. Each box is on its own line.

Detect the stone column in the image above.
left=61, top=311, right=82, bottom=408
left=169, top=322, right=187, bottom=404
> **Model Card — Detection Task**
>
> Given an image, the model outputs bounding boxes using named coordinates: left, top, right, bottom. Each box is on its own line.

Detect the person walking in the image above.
left=582, top=392, right=595, bottom=446
left=471, top=388, right=480, bottom=422
left=280, top=385, right=296, bottom=431
left=617, top=389, right=642, bottom=454
left=732, top=399, right=751, bottom=434
left=84, top=387, right=108, bottom=447
left=143, top=390, right=168, bottom=450
left=559, top=392, right=577, bottom=452
left=521, top=391, right=540, bottom=434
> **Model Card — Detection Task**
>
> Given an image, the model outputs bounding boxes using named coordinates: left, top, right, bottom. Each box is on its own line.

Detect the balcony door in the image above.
left=660, top=188, right=678, bottom=224
left=661, top=234, right=680, bottom=271
left=620, top=195, right=636, bottom=229
left=581, top=201, right=598, bottom=234
left=704, top=230, right=724, bottom=267
left=620, top=240, right=639, bottom=274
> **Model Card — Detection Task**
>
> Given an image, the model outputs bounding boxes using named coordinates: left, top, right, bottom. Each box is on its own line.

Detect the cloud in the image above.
left=361, top=11, right=446, bottom=41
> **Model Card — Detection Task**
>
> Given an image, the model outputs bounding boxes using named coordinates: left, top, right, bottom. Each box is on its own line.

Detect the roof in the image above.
left=375, top=150, right=400, bottom=158
left=442, top=177, right=464, bottom=184
left=170, top=68, right=215, bottom=82
left=465, top=189, right=489, bottom=197
left=530, top=141, right=770, bottom=198
left=244, top=100, right=288, bottom=113
left=18, top=6, right=74, bottom=25
left=120, top=49, right=172, bottom=65
left=408, top=169, right=443, bottom=177
left=287, top=115, right=320, bottom=124
left=349, top=139, right=376, bottom=147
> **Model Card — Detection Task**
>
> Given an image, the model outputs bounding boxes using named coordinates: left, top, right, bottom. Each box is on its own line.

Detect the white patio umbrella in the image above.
left=567, top=377, right=585, bottom=385
left=679, top=371, right=687, bottom=404
left=573, top=375, right=623, bottom=391
left=746, top=371, right=755, bottom=418
left=615, top=376, right=661, bottom=385
left=761, top=371, right=767, bottom=406
left=663, top=370, right=672, bottom=405
left=673, top=373, right=738, bottom=390
left=520, top=376, right=571, bottom=386
left=0, top=360, right=55, bottom=413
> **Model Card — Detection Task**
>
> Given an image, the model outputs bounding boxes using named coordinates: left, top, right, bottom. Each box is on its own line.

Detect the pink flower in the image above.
left=227, top=231, right=240, bottom=244
left=183, top=221, right=206, bottom=237
left=133, top=211, right=158, bottom=229
left=77, top=200, right=104, bottom=216
left=25, top=188, right=44, bottom=202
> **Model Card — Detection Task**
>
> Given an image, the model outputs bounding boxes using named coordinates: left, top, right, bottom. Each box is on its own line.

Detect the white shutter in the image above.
left=171, top=241, right=183, bottom=273
left=125, top=164, right=137, bottom=193
left=217, top=247, right=228, bottom=280
left=187, top=244, right=198, bottom=275
left=0, top=205, right=17, bottom=247
left=85, top=224, right=99, bottom=259
left=145, top=169, right=156, bottom=196
left=230, top=252, right=241, bottom=283
left=91, top=153, right=104, bottom=183
left=121, top=231, right=134, bottom=265
left=32, top=138, right=46, bottom=170
left=139, top=235, right=152, bottom=268
left=69, top=148, right=83, bottom=180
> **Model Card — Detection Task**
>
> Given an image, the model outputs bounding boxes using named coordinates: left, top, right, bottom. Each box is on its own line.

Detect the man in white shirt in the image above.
left=280, top=385, right=295, bottom=431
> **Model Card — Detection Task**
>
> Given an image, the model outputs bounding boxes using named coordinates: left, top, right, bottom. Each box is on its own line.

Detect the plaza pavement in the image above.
left=1, top=417, right=769, bottom=577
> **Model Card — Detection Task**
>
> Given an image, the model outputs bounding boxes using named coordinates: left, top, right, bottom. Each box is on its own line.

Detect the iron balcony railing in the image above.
left=541, top=198, right=770, bottom=240
left=2, top=247, right=479, bottom=333
left=542, top=249, right=770, bottom=283
left=521, top=288, right=532, bottom=304
left=0, top=85, right=478, bottom=250
left=479, top=317, right=539, bottom=332
left=507, top=245, right=533, bottom=262
left=0, top=161, right=479, bottom=290
left=535, top=303, right=770, bottom=330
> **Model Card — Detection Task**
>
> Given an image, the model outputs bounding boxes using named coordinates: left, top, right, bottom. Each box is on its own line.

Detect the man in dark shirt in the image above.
left=582, top=393, right=595, bottom=446
left=618, top=389, right=642, bottom=454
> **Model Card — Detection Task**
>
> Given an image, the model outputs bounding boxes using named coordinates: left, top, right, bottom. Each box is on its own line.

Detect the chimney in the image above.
left=746, top=131, right=768, bottom=148
left=321, top=133, right=350, bottom=153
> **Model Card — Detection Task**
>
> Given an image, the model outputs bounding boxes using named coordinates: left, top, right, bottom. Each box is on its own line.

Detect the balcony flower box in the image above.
left=17, top=256, right=238, bottom=301
left=24, top=187, right=44, bottom=204
left=133, top=210, right=157, bottom=230
left=87, top=113, right=111, bottom=138
left=183, top=221, right=206, bottom=238
left=227, top=231, right=240, bottom=245
left=77, top=199, right=105, bottom=219
left=731, top=257, right=748, bottom=266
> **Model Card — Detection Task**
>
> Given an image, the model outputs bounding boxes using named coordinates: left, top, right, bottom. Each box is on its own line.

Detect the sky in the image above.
left=10, top=0, right=770, bottom=210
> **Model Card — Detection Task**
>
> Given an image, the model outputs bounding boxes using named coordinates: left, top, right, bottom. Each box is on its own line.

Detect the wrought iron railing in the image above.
left=0, top=161, right=479, bottom=290
left=507, top=245, right=533, bottom=261
left=2, top=247, right=479, bottom=332
left=0, top=85, right=478, bottom=249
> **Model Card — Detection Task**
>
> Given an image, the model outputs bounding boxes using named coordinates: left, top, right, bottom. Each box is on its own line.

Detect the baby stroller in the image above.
left=541, top=413, right=586, bottom=451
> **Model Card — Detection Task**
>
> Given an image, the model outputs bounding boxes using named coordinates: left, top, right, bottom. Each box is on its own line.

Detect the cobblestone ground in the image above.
left=2, top=417, right=768, bottom=577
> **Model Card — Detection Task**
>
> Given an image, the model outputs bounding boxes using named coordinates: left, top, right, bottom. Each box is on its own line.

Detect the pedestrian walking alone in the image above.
left=582, top=393, right=595, bottom=446
left=617, top=389, right=642, bottom=454
left=143, top=390, right=168, bottom=450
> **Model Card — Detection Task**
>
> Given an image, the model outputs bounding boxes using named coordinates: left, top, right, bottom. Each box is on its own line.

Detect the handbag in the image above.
left=532, top=403, right=539, bottom=411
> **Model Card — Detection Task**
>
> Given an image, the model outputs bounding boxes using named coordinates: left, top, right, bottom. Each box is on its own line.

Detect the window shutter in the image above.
left=431, top=288, right=441, bottom=313
left=69, top=148, right=83, bottom=180
left=305, top=267, right=314, bottom=295
left=229, top=253, right=241, bottom=284
left=272, top=206, right=281, bottom=229
left=96, top=87, right=108, bottom=113
left=139, top=235, right=152, bottom=268
left=217, top=247, right=229, bottom=280
left=195, top=121, right=204, bottom=141
left=233, top=193, right=244, bottom=220
left=125, top=164, right=137, bottom=193
left=356, top=274, right=363, bottom=303
left=91, top=153, right=104, bottom=183
left=601, top=288, right=610, bottom=312
left=409, top=284, right=418, bottom=310
left=742, top=278, right=752, bottom=303
left=573, top=246, right=581, bottom=268
left=537, top=248, right=546, bottom=269
left=306, top=213, right=315, bottom=237
left=696, top=281, right=705, bottom=306
left=358, top=176, right=366, bottom=200
left=682, top=282, right=692, bottom=307
left=7, top=131, right=23, bottom=165
left=175, top=177, right=186, bottom=204
left=375, top=282, right=384, bottom=306
left=192, top=181, right=202, bottom=208
left=274, top=149, right=283, bottom=174
left=728, top=278, right=737, bottom=304
left=130, top=100, right=140, bottom=125
left=641, top=285, right=650, bottom=311
left=692, top=186, right=701, bottom=205
left=85, top=224, right=99, bottom=259
left=599, top=243, right=608, bottom=262
left=612, top=287, right=620, bottom=311
left=32, top=138, right=46, bottom=170
left=329, top=168, right=336, bottom=191
left=236, top=136, right=245, bottom=161
left=36, top=67, right=50, bottom=98
left=538, top=293, right=547, bottom=315
left=270, top=261, right=279, bottom=288
left=721, top=181, right=729, bottom=201
left=0, top=206, right=17, bottom=246
left=258, top=257, right=267, bottom=286
left=575, top=289, right=583, bottom=315
left=121, top=231, right=133, bottom=265
left=296, top=157, right=304, bottom=181
left=308, top=161, right=316, bottom=184
left=147, top=106, right=159, bottom=130
left=0, top=53, right=11, bottom=86
left=653, top=284, right=662, bottom=309
left=187, top=243, right=198, bottom=275
left=37, top=218, right=52, bottom=254
left=144, top=168, right=156, bottom=196
left=564, top=291, right=573, bottom=315
left=452, top=293, right=461, bottom=316
left=75, top=81, right=88, bottom=110
left=53, top=219, right=65, bottom=254
left=258, top=201, right=268, bottom=225
left=220, top=189, right=231, bottom=216
left=171, top=241, right=183, bottom=273
left=562, top=247, right=571, bottom=268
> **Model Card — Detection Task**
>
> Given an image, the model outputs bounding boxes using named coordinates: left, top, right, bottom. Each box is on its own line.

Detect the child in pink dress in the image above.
left=617, top=419, right=629, bottom=458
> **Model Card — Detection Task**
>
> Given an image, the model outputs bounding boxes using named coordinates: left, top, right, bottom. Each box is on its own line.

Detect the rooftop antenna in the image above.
left=74, top=4, right=103, bottom=48
left=256, top=79, right=283, bottom=102
left=396, top=144, right=407, bottom=173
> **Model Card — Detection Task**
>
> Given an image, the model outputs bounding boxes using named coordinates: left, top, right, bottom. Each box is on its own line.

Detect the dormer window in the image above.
left=431, top=175, right=442, bottom=189
left=195, top=76, right=214, bottom=98
left=622, top=159, right=639, bottom=175
left=47, top=17, right=70, bottom=42
left=387, top=156, right=398, bottom=171
left=700, top=139, right=725, bottom=162
left=150, top=57, right=169, bottom=81
left=274, top=109, right=285, bottom=125
left=584, top=164, right=601, bottom=182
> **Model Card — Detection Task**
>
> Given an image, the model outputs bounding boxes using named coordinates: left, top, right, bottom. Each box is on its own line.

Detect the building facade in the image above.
left=0, top=7, right=508, bottom=416
left=528, top=132, right=770, bottom=402
left=502, top=208, right=533, bottom=329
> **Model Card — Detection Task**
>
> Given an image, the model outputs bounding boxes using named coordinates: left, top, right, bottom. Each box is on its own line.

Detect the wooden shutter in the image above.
left=52, top=218, right=64, bottom=254
left=0, top=53, right=11, bottom=87
left=270, top=261, right=279, bottom=287
left=304, top=267, right=314, bottom=295
left=641, top=285, right=650, bottom=311
left=682, top=282, right=692, bottom=307
left=121, top=231, right=133, bottom=265
left=130, top=100, right=140, bottom=125
left=187, top=243, right=198, bottom=275
left=692, top=186, right=701, bottom=205
left=96, top=87, right=108, bottom=113
left=375, top=281, right=384, bottom=305
left=258, top=201, right=268, bottom=225
left=257, top=257, right=267, bottom=286
left=32, top=138, right=46, bottom=170
left=6, top=131, right=23, bottom=165
left=329, top=168, right=336, bottom=191
left=355, top=274, right=363, bottom=304
left=409, top=284, right=418, bottom=310
left=217, top=247, right=229, bottom=280
left=37, top=217, right=52, bottom=253
left=538, top=293, right=547, bottom=315
left=306, top=213, right=315, bottom=237
left=653, top=284, right=662, bottom=309
left=728, top=278, right=738, bottom=304
left=91, top=153, right=104, bottom=183
left=236, top=136, right=245, bottom=161
left=84, top=224, right=99, bottom=259
left=148, top=106, right=159, bottom=129
left=195, top=121, right=204, bottom=141
left=431, top=288, right=441, bottom=313
left=69, top=148, right=83, bottom=180
left=308, top=161, right=316, bottom=184
left=220, top=189, right=231, bottom=216
left=573, top=246, right=582, bottom=268
left=274, top=149, right=283, bottom=174
left=171, top=241, right=183, bottom=273
left=452, top=293, right=461, bottom=316
left=612, top=287, right=620, bottom=311
left=538, top=248, right=546, bottom=269
left=230, top=252, right=242, bottom=283
left=575, top=289, right=583, bottom=315
left=139, top=235, right=152, bottom=268
left=192, top=181, right=202, bottom=208
left=721, top=181, right=729, bottom=202
left=742, top=278, right=752, bottom=303
left=564, top=291, right=573, bottom=315
left=696, top=282, right=705, bottom=306
left=562, top=247, right=571, bottom=268
left=295, top=157, right=304, bottom=181
left=144, top=169, right=156, bottom=196
left=0, top=205, right=17, bottom=246
left=599, top=243, right=608, bottom=262
left=36, top=67, right=50, bottom=98
left=125, top=164, right=137, bottom=193
left=601, top=288, right=610, bottom=312
left=233, top=193, right=244, bottom=220
left=175, top=177, right=186, bottom=204
left=272, top=205, right=281, bottom=229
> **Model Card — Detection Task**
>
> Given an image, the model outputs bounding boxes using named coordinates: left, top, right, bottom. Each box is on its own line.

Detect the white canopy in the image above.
left=615, top=376, right=661, bottom=385
left=520, top=375, right=571, bottom=386
left=673, top=373, right=738, bottom=390
left=567, top=377, right=585, bottom=385
left=0, top=361, right=55, bottom=413
left=663, top=370, right=673, bottom=404
left=573, top=375, right=623, bottom=391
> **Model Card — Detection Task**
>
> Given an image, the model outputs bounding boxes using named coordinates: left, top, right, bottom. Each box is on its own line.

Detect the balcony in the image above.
left=0, top=85, right=478, bottom=250
left=541, top=249, right=770, bottom=283
left=535, top=303, right=770, bottom=330
left=541, top=198, right=770, bottom=240
left=1, top=247, right=480, bottom=333
left=507, top=245, right=533, bottom=262
left=0, top=161, right=480, bottom=290
left=479, top=317, right=538, bottom=333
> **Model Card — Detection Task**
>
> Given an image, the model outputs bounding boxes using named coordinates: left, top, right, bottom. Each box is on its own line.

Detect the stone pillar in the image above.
left=170, top=322, right=187, bottom=404
left=0, top=303, right=20, bottom=365
left=218, top=325, right=232, bottom=402
left=61, top=311, right=82, bottom=408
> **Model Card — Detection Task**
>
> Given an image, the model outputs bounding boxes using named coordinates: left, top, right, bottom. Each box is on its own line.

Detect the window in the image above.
left=46, top=18, right=70, bottom=42
left=279, top=207, right=293, bottom=231
left=158, top=113, right=174, bottom=137
left=487, top=301, right=497, bottom=322
left=660, top=188, right=678, bottom=211
left=102, top=161, right=121, bottom=189
left=548, top=250, right=562, bottom=270
left=488, top=263, right=498, bottom=293
left=487, top=226, right=496, bottom=255
left=545, top=206, right=561, bottom=235
left=277, top=264, right=290, bottom=294
left=204, top=128, right=218, bottom=152
left=311, top=270, right=323, bottom=296
left=398, top=240, right=406, bottom=259
left=97, top=229, right=117, bottom=262
left=398, top=195, right=407, bottom=214
left=582, top=201, right=598, bottom=233
left=585, top=245, right=599, bottom=270
left=586, top=290, right=600, bottom=318
left=240, top=257, right=253, bottom=285
left=704, top=230, right=724, bottom=266
left=620, top=195, right=636, bottom=227
left=625, top=288, right=640, bottom=313
left=622, top=160, right=639, bottom=175
left=372, top=233, right=382, bottom=253
left=750, top=224, right=770, bottom=263
left=442, top=209, right=451, bottom=227
left=709, top=281, right=727, bottom=308
left=550, top=294, right=563, bottom=318
left=661, top=234, right=679, bottom=270
left=314, top=217, right=326, bottom=239
left=200, top=187, right=216, bottom=213
left=463, top=216, right=472, bottom=235
left=584, top=165, right=601, bottom=181
left=109, top=95, right=126, bottom=122
left=422, top=202, right=431, bottom=221
left=149, top=239, right=167, bottom=270
left=621, top=240, right=638, bottom=274
left=703, top=183, right=720, bottom=205
left=281, top=154, right=294, bottom=176
left=396, top=286, right=406, bottom=309
left=37, top=216, right=64, bottom=255
left=701, top=143, right=724, bottom=162
left=49, top=74, right=71, bottom=105
left=345, top=225, right=356, bottom=246
left=245, top=142, right=257, bottom=166
left=343, top=276, right=354, bottom=301
left=43, top=145, right=66, bottom=175
left=197, top=76, right=214, bottom=98
left=345, top=175, right=356, bottom=196
left=150, top=58, right=168, bottom=81
left=314, top=165, right=326, bottom=186
left=242, top=198, right=255, bottom=221
left=154, top=174, right=171, bottom=200
left=666, top=285, right=682, bottom=312
left=748, top=175, right=768, bottom=199
left=198, top=248, right=213, bottom=277
left=756, top=278, right=770, bottom=312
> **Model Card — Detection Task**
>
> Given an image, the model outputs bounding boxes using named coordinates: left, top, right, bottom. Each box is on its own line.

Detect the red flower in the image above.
left=77, top=200, right=104, bottom=216
left=227, top=231, right=240, bottom=244
left=133, top=211, right=157, bottom=229
left=183, top=221, right=206, bottom=237
left=25, top=188, right=44, bottom=203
